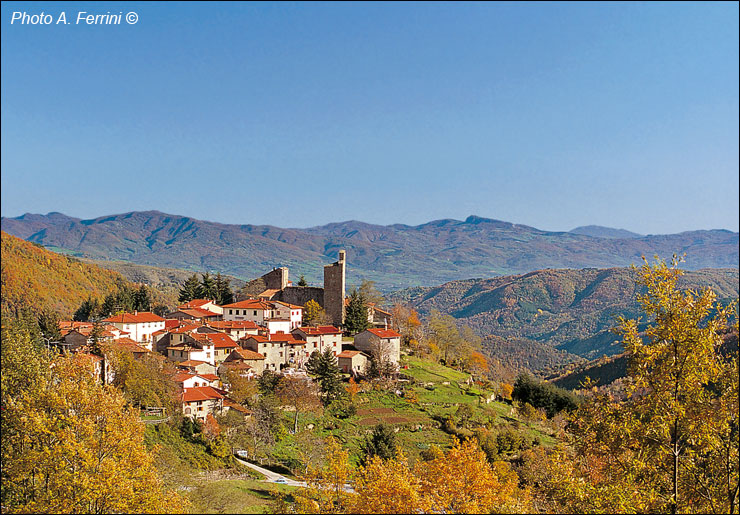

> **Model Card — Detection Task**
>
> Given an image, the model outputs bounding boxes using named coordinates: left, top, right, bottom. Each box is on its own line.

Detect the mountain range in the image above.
left=387, top=267, right=739, bottom=368
left=2, top=210, right=738, bottom=290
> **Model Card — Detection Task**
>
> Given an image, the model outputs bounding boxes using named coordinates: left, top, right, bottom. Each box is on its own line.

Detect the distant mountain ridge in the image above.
left=2, top=210, right=738, bottom=290
left=388, top=267, right=739, bottom=362
left=569, top=225, right=643, bottom=239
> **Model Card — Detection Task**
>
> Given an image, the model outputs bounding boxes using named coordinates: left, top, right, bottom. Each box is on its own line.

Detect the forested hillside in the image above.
left=390, top=267, right=739, bottom=360
left=1, top=231, right=129, bottom=317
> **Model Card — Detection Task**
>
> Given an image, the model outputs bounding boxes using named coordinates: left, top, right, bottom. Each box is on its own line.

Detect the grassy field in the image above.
left=188, top=479, right=297, bottom=514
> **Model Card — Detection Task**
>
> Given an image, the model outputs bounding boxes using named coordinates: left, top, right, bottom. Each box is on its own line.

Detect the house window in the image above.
left=229, top=309, right=232, bottom=315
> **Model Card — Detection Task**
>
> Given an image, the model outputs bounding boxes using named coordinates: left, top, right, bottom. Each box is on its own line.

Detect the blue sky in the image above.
left=1, top=1, right=738, bottom=234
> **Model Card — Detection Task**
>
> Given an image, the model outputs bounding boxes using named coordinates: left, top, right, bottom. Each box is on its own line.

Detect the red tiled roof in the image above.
left=171, top=372, right=197, bottom=383
left=181, top=386, right=224, bottom=402
left=191, top=333, right=237, bottom=348
left=244, top=334, right=304, bottom=345
left=59, top=321, right=93, bottom=330
left=274, top=301, right=303, bottom=310
left=170, top=323, right=203, bottom=334
left=367, top=328, right=402, bottom=339
left=297, top=325, right=341, bottom=335
left=337, top=350, right=364, bottom=358
left=222, top=299, right=272, bottom=310
left=164, top=319, right=181, bottom=330
left=223, top=398, right=251, bottom=413
left=227, top=347, right=265, bottom=361
left=179, top=359, right=210, bottom=367
left=207, top=320, right=260, bottom=330
left=178, top=299, right=213, bottom=309
left=103, top=312, right=165, bottom=324
left=176, top=308, right=219, bottom=318
left=200, top=373, right=219, bottom=381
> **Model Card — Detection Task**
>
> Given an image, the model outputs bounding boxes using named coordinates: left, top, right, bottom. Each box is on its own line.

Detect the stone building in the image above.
left=247, top=250, right=348, bottom=327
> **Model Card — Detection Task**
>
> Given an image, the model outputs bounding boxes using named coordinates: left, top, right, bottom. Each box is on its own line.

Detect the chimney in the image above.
left=339, top=250, right=346, bottom=262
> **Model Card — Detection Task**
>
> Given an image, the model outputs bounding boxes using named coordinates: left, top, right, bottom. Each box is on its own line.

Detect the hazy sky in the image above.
left=1, top=2, right=738, bottom=234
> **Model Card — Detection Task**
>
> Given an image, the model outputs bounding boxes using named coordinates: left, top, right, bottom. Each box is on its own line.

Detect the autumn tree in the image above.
left=1, top=317, right=187, bottom=513
left=104, top=346, right=180, bottom=413
left=426, top=310, right=481, bottom=367
left=542, top=256, right=739, bottom=514
left=276, top=376, right=322, bottom=433
left=390, top=304, right=422, bottom=348
left=303, top=299, right=330, bottom=326
left=359, top=280, right=384, bottom=306
left=467, top=350, right=489, bottom=379
left=221, top=369, right=258, bottom=406
left=289, top=437, right=354, bottom=514
left=37, top=308, right=62, bottom=341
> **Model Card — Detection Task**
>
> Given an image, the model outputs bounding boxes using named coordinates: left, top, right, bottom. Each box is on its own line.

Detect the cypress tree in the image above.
left=345, top=288, right=369, bottom=334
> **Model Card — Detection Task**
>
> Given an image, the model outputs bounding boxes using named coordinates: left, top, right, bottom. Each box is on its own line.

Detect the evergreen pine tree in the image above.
left=133, top=284, right=152, bottom=311
left=178, top=274, right=201, bottom=302
left=345, top=288, right=369, bottom=334
left=360, top=423, right=398, bottom=465
left=214, top=273, right=234, bottom=305
left=199, top=272, right=217, bottom=301
left=297, top=275, right=308, bottom=287
left=305, top=349, right=343, bottom=404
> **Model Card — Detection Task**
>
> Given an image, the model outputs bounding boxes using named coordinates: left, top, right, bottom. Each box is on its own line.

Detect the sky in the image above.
left=1, top=2, right=738, bottom=234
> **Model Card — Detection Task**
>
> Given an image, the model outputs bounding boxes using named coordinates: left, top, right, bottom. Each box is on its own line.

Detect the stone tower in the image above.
left=323, top=250, right=346, bottom=327
left=262, top=267, right=289, bottom=290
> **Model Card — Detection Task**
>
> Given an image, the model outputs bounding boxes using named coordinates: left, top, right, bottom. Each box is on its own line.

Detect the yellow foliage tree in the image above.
left=1, top=325, right=187, bottom=514
left=538, top=257, right=739, bottom=514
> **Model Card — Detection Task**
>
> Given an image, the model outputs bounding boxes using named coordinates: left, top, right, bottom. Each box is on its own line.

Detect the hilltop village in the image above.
left=50, top=251, right=401, bottom=422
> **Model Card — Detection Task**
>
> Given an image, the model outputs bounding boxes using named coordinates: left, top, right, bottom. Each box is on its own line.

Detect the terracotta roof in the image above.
left=171, top=371, right=197, bottom=383
left=200, top=373, right=220, bottom=381
left=179, top=359, right=210, bottom=367
left=207, top=320, right=260, bottom=330
left=221, top=361, right=253, bottom=370
left=337, top=350, right=365, bottom=358
left=258, top=289, right=280, bottom=298
left=181, top=386, right=224, bottom=402
left=224, top=398, right=251, bottom=413
left=174, top=308, right=219, bottom=318
left=103, top=312, right=165, bottom=324
left=222, top=299, right=272, bottom=310
left=367, top=328, right=402, bottom=339
left=244, top=334, right=304, bottom=345
left=59, top=321, right=93, bottom=330
left=170, top=323, right=203, bottom=334
left=178, top=299, right=213, bottom=309
left=297, top=325, right=342, bottom=335
left=227, top=347, right=265, bottom=361
left=274, top=301, right=303, bottom=310
left=164, top=319, right=181, bottom=330
left=191, top=333, right=237, bottom=348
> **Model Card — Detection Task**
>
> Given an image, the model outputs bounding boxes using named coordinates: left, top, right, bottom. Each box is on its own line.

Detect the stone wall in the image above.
left=275, top=286, right=324, bottom=308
